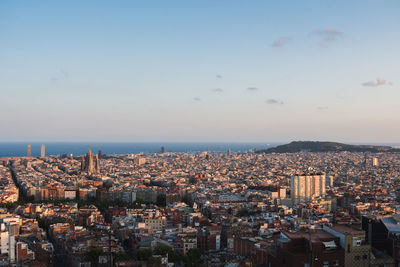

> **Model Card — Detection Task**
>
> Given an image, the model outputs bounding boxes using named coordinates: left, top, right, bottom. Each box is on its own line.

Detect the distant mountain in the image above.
left=258, top=141, right=400, bottom=153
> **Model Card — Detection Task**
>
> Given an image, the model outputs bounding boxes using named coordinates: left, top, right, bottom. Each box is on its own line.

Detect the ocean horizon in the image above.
left=2, top=141, right=400, bottom=157
left=0, top=142, right=281, bottom=157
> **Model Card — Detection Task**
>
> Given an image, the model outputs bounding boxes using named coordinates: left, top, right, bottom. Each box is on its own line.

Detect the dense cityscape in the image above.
left=2, top=1, right=399, bottom=266
left=0, top=144, right=399, bottom=266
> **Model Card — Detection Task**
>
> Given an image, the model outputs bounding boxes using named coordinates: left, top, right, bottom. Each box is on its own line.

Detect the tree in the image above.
left=84, top=248, right=105, bottom=267
left=156, top=194, right=166, bottom=207
left=153, top=245, right=181, bottom=262
left=237, top=207, right=249, bottom=217
left=114, top=252, right=129, bottom=262
left=184, top=248, right=201, bottom=267
left=146, top=256, right=162, bottom=267
left=136, top=249, right=152, bottom=261
left=153, top=245, right=172, bottom=255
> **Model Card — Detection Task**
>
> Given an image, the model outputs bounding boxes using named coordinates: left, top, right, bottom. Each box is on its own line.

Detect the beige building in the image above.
left=144, top=217, right=166, bottom=231
left=291, top=173, right=326, bottom=203
left=40, top=144, right=45, bottom=158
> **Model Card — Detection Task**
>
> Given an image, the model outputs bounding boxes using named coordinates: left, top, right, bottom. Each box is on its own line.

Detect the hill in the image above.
left=258, top=141, right=400, bottom=153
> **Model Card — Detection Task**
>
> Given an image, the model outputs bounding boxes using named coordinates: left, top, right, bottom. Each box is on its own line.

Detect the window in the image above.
left=353, top=237, right=362, bottom=246
left=333, top=260, right=340, bottom=266
left=323, top=261, right=329, bottom=267
left=304, top=264, right=310, bottom=267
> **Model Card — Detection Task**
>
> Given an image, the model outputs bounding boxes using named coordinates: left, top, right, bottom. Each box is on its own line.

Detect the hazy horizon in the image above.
left=1, top=140, right=400, bottom=146
left=2, top=140, right=400, bottom=158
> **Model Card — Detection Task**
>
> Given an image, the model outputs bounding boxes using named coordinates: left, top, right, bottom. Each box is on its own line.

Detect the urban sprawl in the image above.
left=0, top=145, right=399, bottom=267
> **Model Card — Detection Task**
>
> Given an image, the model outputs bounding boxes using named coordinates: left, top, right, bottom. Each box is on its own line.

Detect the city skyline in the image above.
left=1, top=0, right=399, bottom=142
left=1, top=2, right=400, bottom=266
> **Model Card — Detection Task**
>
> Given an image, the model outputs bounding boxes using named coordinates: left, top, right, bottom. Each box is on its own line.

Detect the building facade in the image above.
left=291, top=173, right=326, bottom=203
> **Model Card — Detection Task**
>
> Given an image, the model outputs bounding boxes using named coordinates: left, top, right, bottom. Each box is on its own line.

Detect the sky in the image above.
left=0, top=0, right=399, bottom=143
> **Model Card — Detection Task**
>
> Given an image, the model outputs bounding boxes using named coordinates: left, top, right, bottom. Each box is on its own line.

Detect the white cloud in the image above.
left=310, top=27, right=343, bottom=46
left=272, top=36, right=292, bottom=47
left=266, top=98, right=284, bottom=105
left=362, top=77, right=391, bottom=87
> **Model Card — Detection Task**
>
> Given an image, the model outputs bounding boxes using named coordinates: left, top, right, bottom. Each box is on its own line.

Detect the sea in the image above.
left=0, top=142, right=282, bottom=157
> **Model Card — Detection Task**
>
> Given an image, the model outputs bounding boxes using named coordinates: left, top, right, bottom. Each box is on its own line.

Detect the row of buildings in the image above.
left=1, top=148, right=400, bottom=266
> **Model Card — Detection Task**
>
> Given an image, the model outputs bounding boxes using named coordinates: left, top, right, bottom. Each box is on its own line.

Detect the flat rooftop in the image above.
left=283, top=229, right=337, bottom=242
left=329, top=224, right=364, bottom=234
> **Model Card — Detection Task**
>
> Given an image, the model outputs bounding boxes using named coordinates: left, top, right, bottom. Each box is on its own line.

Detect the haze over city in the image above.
left=1, top=0, right=399, bottom=143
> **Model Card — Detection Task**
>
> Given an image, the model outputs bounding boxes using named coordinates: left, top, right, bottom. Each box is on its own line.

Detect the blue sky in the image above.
left=1, top=0, right=399, bottom=142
